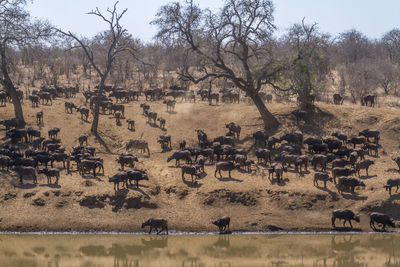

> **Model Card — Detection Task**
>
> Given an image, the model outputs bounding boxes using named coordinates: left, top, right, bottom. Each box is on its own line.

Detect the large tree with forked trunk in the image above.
left=152, top=0, right=284, bottom=130
left=58, top=1, right=136, bottom=135
left=0, top=0, right=52, bottom=127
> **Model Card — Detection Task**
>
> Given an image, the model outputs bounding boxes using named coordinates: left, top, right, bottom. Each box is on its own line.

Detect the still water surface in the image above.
left=0, top=233, right=399, bottom=266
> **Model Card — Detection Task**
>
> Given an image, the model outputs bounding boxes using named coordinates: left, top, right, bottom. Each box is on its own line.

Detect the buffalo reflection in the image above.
left=0, top=234, right=399, bottom=267
left=202, top=235, right=258, bottom=258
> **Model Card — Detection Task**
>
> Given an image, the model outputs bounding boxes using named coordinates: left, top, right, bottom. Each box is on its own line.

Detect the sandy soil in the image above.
left=0, top=92, right=400, bottom=232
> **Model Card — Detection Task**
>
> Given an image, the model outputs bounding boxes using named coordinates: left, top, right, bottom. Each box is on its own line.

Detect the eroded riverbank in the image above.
left=2, top=94, right=400, bottom=237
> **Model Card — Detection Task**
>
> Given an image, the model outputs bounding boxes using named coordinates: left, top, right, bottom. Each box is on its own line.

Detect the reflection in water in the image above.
left=212, top=235, right=230, bottom=248
left=181, top=257, right=202, bottom=267
left=141, top=236, right=168, bottom=248
left=0, top=233, right=399, bottom=266
left=330, top=235, right=363, bottom=267
left=79, top=245, right=107, bottom=256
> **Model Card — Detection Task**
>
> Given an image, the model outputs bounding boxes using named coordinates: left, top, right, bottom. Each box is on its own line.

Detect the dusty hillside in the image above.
left=0, top=93, right=400, bottom=232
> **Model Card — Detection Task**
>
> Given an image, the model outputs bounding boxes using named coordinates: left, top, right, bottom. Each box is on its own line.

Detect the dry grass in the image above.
left=0, top=91, right=400, bottom=232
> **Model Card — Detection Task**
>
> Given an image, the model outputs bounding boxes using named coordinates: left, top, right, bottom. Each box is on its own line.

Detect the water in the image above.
left=0, top=233, right=399, bottom=266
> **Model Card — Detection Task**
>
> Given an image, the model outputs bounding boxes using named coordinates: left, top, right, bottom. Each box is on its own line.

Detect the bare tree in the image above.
left=152, top=0, right=283, bottom=129
left=283, top=20, right=330, bottom=110
left=58, top=1, right=135, bottom=135
left=382, top=28, right=400, bottom=65
left=377, top=29, right=400, bottom=95
left=332, top=30, right=375, bottom=103
left=336, top=29, right=372, bottom=66
left=339, top=59, right=378, bottom=103
left=375, top=59, right=400, bottom=95
left=0, top=0, right=52, bottom=127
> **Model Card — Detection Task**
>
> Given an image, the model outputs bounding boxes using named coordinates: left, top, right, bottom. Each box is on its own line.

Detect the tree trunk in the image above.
left=0, top=45, right=25, bottom=128
left=382, top=81, right=389, bottom=95
left=251, top=93, right=279, bottom=130
left=384, top=86, right=389, bottom=95
left=90, top=76, right=106, bottom=134
left=91, top=65, right=112, bottom=134
left=298, top=87, right=314, bottom=111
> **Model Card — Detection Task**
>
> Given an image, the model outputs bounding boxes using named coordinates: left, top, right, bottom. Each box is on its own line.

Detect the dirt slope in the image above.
left=0, top=94, right=400, bottom=232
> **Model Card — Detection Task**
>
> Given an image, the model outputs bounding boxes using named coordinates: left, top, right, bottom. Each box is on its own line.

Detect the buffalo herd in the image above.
left=0, top=84, right=397, bottom=233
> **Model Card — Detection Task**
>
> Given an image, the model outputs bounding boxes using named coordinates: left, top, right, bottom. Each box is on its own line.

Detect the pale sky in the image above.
left=27, top=0, right=400, bottom=42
